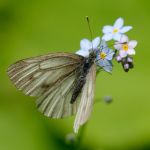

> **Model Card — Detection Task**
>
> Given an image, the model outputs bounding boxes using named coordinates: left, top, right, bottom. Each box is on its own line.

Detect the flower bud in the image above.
left=123, top=63, right=130, bottom=72
left=116, top=55, right=122, bottom=62
left=124, top=63, right=129, bottom=69
left=103, top=96, right=113, bottom=104
left=127, top=57, right=133, bottom=63
left=65, top=133, right=76, bottom=145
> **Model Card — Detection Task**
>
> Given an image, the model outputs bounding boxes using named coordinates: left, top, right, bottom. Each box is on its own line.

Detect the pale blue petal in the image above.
left=92, top=37, right=100, bottom=49
left=80, top=39, right=91, bottom=51
left=103, top=64, right=113, bottom=73
left=102, top=33, right=113, bottom=41
left=120, top=26, right=133, bottom=33
left=102, top=25, right=113, bottom=34
left=114, top=18, right=124, bottom=29
left=98, top=59, right=111, bottom=67
left=98, top=59, right=104, bottom=67
left=75, top=49, right=89, bottom=57
left=120, top=35, right=129, bottom=43
left=100, top=40, right=108, bottom=51
left=103, top=47, right=109, bottom=54
left=113, top=33, right=122, bottom=41
left=106, top=50, right=115, bottom=60
left=102, top=60, right=113, bottom=73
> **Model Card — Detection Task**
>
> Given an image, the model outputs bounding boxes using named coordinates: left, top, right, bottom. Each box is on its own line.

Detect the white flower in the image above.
left=102, top=17, right=132, bottom=41
left=114, top=35, right=137, bottom=58
left=76, top=37, right=100, bottom=57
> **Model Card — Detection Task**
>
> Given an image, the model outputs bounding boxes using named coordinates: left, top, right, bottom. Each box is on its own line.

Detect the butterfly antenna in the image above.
left=86, top=16, right=94, bottom=51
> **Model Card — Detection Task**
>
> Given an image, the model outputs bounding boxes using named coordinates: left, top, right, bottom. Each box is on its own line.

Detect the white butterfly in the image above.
left=7, top=52, right=97, bottom=133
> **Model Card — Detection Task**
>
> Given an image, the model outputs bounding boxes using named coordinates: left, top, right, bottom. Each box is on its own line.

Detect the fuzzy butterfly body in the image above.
left=71, top=52, right=96, bottom=104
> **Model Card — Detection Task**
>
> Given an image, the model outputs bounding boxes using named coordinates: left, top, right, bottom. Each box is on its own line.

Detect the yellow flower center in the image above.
left=113, top=28, right=119, bottom=33
left=122, top=44, right=129, bottom=51
left=100, top=52, right=107, bottom=59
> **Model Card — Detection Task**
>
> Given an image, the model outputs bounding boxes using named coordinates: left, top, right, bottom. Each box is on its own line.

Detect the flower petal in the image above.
left=119, top=50, right=127, bottom=58
left=80, top=39, right=91, bottom=51
left=102, top=25, right=113, bottom=33
left=120, top=26, right=133, bottom=33
left=114, top=43, right=122, bottom=50
left=92, top=37, right=100, bottom=49
left=124, top=64, right=129, bottom=70
left=127, top=49, right=136, bottom=55
left=75, top=49, right=89, bottom=57
left=103, top=65, right=113, bottom=73
left=120, top=35, right=129, bottom=43
left=128, top=40, right=137, bottom=49
left=103, top=60, right=113, bottom=73
left=103, top=48, right=109, bottom=54
left=100, top=40, right=108, bottom=51
left=102, top=33, right=113, bottom=41
left=127, top=57, right=133, bottom=63
left=106, top=49, right=115, bottom=60
left=97, top=59, right=113, bottom=73
left=98, top=59, right=104, bottom=67
left=116, top=55, right=122, bottom=62
left=113, top=33, right=122, bottom=41
left=114, top=18, right=124, bottom=29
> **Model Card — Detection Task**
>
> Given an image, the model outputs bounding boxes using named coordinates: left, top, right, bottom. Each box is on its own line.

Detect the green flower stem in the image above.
left=76, top=123, right=87, bottom=149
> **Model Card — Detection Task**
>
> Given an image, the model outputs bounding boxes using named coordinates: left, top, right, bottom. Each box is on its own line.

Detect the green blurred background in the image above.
left=0, top=0, right=150, bottom=150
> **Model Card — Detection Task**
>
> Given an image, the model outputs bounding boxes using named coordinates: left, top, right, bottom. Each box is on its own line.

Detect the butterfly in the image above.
left=7, top=51, right=97, bottom=133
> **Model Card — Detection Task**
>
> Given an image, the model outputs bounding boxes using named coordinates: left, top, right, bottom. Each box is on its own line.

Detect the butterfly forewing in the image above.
left=7, top=52, right=84, bottom=118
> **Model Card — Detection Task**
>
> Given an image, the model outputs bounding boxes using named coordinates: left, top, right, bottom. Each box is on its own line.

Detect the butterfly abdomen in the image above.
left=70, top=74, right=86, bottom=104
left=70, top=55, right=95, bottom=104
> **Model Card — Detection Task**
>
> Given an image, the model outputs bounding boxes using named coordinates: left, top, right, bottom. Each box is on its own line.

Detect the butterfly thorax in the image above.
left=70, top=52, right=96, bottom=104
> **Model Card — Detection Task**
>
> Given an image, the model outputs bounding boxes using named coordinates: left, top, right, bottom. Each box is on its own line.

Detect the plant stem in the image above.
left=76, top=123, right=87, bottom=149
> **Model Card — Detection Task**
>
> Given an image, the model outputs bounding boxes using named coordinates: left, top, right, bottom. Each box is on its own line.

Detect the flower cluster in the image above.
left=76, top=17, right=138, bottom=73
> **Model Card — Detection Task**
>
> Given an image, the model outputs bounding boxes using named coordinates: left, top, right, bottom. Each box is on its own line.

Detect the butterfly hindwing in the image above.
left=74, top=63, right=96, bottom=133
left=36, top=70, right=81, bottom=118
